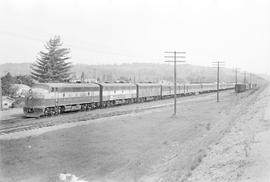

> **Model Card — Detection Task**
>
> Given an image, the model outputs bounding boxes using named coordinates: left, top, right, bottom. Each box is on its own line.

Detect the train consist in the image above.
left=23, top=82, right=235, bottom=117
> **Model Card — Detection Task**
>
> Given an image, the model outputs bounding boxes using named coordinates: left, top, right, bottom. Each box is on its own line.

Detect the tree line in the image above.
left=1, top=73, right=33, bottom=96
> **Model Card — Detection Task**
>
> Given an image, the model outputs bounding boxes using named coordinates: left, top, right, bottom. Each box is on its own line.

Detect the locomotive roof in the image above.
left=136, top=83, right=161, bottom=86
left=33, top=83, right=99, bottom=89
left=99, top=83, right=137, bottom=87
left=161, top=83, right=185, bottom=86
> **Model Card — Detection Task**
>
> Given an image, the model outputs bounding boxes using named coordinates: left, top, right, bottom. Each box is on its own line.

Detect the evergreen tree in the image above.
left=1, top=72, right=17, bottom=96
left=31, top=36, right=72, bottom=83
left=81, top=72, right=85, bottom=82
left=15, top=75, right=34, bottom=86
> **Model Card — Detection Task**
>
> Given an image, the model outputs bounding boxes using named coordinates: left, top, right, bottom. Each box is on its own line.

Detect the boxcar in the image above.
left=235, top=84, right=247, bottom=93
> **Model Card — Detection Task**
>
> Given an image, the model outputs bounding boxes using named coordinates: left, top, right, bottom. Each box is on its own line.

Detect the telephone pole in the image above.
left=244, top=72, right=247, bottom=84
left=212, top=61, right=224, bottom=102
left=249, top=73, right=252, bottom=89
left=235, top=67, right=238, bottom=85
left=164, top=51, right=186, bottom=115
left=0, top=78, right=2, bottom=111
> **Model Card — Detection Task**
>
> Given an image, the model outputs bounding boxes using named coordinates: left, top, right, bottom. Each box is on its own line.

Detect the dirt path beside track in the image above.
left=0, top=87, right=266, bottom=182
left=186, top=84, right=270, bottom=182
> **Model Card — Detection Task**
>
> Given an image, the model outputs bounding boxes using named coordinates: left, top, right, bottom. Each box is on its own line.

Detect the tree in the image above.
left=31, top=36, right=72, bottom=83
left=15, top=75, right=34, bottom=86
left=1, top=73, right=17, bottom=96
left=80, top=72, right=85, bottom=82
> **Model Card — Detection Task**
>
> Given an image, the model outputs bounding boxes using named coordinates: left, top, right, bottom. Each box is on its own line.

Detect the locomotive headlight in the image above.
left=26, top=89, right=33, bottom=100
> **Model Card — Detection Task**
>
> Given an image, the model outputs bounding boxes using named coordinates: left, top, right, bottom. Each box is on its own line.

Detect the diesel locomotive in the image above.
left=23, top=82, right=234, bottom=117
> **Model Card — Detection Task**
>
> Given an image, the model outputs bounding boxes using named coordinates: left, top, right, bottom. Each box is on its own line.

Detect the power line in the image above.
left=0, top=30, right=162, bottom=62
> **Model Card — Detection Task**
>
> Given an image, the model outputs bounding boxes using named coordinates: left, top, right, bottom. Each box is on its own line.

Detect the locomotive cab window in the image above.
left=51, top=87, right=58, bottom=92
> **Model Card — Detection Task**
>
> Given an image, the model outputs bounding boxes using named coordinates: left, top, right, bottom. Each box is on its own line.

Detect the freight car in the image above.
left=23, top=82, right=234, bottom=117
left=235, top=83, right=257, bottom=93
left=235, top=83, right=249, bottom=93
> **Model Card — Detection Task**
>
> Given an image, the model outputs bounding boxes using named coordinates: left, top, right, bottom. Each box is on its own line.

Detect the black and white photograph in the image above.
left=0, top=0, right=270, bottom=181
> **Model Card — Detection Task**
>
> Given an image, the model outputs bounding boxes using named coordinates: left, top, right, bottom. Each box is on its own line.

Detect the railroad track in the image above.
left=0, top=102, right=174, bottom=135
left=0, top=90, right=234, bottom=135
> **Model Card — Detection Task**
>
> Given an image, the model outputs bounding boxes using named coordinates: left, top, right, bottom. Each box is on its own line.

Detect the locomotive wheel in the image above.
left=81, top=104, right=87, bottom=111
left=80, top=105, right=84, bottom=111
left=60, top=106, right=65, bottom=113
left=44, top=108, right=50, bottom=117
left=54, top=107, right=60, bottom=115
left=52, top=108, right=56, bottom=116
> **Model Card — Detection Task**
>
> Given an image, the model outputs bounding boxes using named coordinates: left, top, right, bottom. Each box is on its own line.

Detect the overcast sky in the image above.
left=0, top=0, right=269, bottom=74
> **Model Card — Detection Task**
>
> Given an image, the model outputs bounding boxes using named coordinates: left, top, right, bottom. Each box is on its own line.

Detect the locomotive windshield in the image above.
left=28, top=85, right=49, bottom=99
left=32, top=84, right=50, bottom=90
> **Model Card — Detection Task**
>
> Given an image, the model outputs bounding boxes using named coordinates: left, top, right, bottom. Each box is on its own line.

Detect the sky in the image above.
left=0, top=0, right=269, bottom=74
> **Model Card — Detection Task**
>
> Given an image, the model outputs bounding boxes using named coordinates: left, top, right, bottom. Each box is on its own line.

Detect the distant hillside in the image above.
left=0, top=63, right=32, bottom=76
left=0, top=62, right=247, bottom=83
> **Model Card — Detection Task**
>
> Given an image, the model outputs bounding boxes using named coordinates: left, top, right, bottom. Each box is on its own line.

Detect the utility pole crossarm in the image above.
left=164, top=51, right=186, bottom=54
left=164, top=56, right=186, bottom=58
left=164, top=61, right=186, bottom=62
